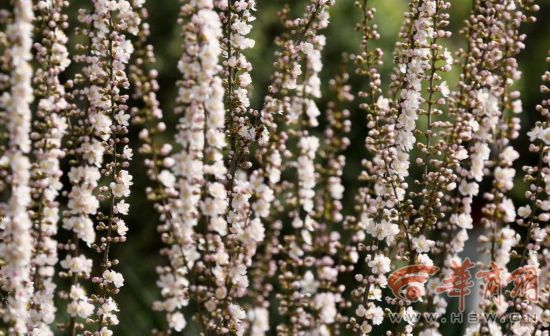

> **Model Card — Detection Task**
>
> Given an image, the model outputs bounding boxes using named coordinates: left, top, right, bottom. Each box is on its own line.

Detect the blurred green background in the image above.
left=57, top=0, right=550, bottom=334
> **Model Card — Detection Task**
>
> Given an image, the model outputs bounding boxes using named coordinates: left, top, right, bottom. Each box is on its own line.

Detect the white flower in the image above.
left=238, top=73, right=252, bottom=87
left=450, top=213, right=473, bottom=229
left=68, top=186, right=99, bottom=215
left=528, top=126, right=543, bottom=142
left=518, top=205, right=531, bottom=218
left=248, top=307, right=269, bottom=335
left=368, top=254, right=391, bottom=274
left=412, top=235, right=435, bottom=253
left=245, top=218, right=265, bottom=243
left=439, top=81, right=450, bottom=97
left=365, top=303, right=384, bottom=325
left=210, top=216, right=227, bottom=235
left=111, top=181, right=131, bottom=198
left=81, top=139, right=105, bottom=166
left=72, top=300, right=94, bottom=318
left=60, top=255, right=93, bottom=276
left=470, top=142, right=490, bottom=182
left=103, top=270, right=124, bottom=288
left=208, top=182, right=227, bottom=199
left=62, top=215, right=96, bottom=246
left=494, top=167, right=515, bottom=191
left=122, top=145, right=133, bottom=160
left=455, top=148, right=469, bottom=161
left=306, top=100, right=321, bottom=126
left=500, top=197, right=516, bottom=223
left=315, top=293, right=337, bottom=324
left=99, top=327, right=113, bottom=336
left=158, top=170, right=176, bottom=188
left=541, top=128, right=550, bottom=144
left=402, top=307, right=419, bottom=325
left=511, top=321, right=534, bottom=336
left=301, top=271, right=318, bottom=293
left=167, top=312, right=186, bottom=332
left=228, top=303, right=246, bottom=320
left=114, top=111, right=130, bottom=126
left=99, top=298, right=119, bottom=315
left=376, top=96, right=390, bottom=110
left=417, top=253, right=434, bottom=266
left=69, top=285, right=86, bottom=301
left=117, top=220, right=129, bottom=236
left=115, top=200, right=130, bottom=215
left=459, top=180, right=479, bottom=197
left=297, top=136, right=319, bottom=214
left=90, top=112, right=112, bottom=140
left=500, top=146, right=519, bottom=164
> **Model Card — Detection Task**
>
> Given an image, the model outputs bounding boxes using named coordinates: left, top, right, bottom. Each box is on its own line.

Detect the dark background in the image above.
left=56, top=0, right=550, bottom=334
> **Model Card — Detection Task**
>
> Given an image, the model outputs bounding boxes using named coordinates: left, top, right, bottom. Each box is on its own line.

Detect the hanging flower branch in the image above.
left=28, top=0, right=70, bottom=334
left=168, top=0, right=235, bottom=333
left=58, top=0, right=139, bottom=334
left=0, top=0, right=34, bottom=334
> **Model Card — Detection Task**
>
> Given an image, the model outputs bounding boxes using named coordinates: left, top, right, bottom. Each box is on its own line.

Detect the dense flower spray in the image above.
left=127, top=3, right=189, bottom=335
left=58, top=0, right=139, bottom=334
left=498, top=50, right=550, bottom=336
left=159, top=0, right=238, bottom=333
left=251, top=1, right=336, bottom=334
left=349, top=1, right=396, bottom=334
left=0, top=0, right=34, bottom=334
left=28, top=0, right=70, bottom=334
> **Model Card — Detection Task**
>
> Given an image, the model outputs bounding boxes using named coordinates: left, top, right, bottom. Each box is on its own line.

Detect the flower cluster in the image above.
left=251, top=1, right=336, bottom=334
left=28, top=1, right=70, bottom=334
left=155, top=1, right=231, bottom=334
left=57, top=0, right=139, bottom=334
left=393, top=0, right=436, bottom=178
left=0, top=0, right=34, bottom=334
left=501, top=50, right=550, bottom=336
